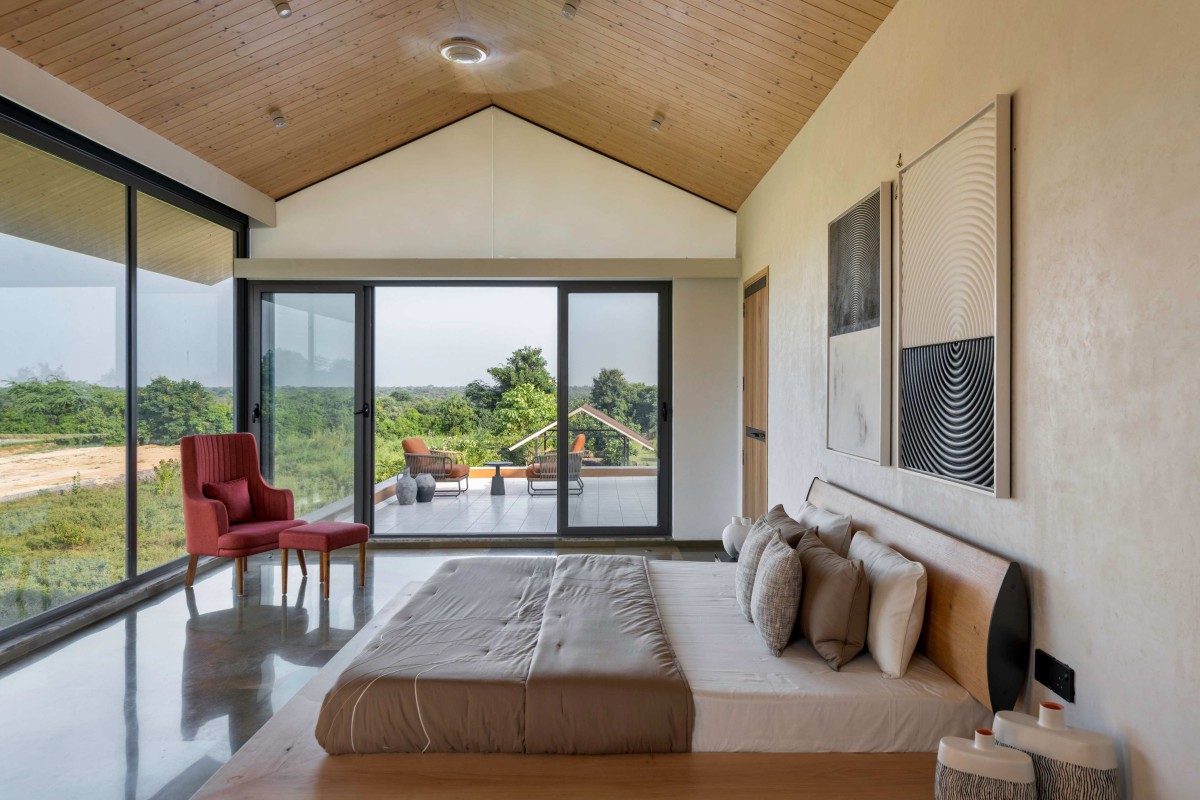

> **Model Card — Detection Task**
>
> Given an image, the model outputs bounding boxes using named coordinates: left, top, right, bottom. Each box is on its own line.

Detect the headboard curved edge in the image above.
left=805, top=478, right=1029, bottom=712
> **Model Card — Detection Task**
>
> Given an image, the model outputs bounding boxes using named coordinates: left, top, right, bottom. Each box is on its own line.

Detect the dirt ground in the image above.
left=0, top=444, right=180, bottom=501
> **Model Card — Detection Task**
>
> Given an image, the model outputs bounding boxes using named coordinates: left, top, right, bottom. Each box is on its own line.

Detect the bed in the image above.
left=194, top=478, right=1029, bottom=798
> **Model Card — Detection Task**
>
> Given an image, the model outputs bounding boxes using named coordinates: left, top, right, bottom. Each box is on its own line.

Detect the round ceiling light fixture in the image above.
left=439, top=38, right=490, bottom=65
left=272, top=0, right=292, bottom=17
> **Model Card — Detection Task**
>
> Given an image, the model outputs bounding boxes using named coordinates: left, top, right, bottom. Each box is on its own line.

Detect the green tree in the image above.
left=431, top=395, right=475, bottom=435
left=137, top=376, right=232, bottom=445
left=590, top=368, right=632, bottom=422
left=467, top=347, right=555, bottom=412
left=492, top=383, right=557, bottom=440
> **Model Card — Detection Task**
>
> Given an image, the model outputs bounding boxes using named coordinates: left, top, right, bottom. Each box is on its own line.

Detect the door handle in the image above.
left=353, top=402, right=371, bottom=418
left=251, top=403, right=261, bottom=423
left=660, top=401, right=670, bottom=422
left=745, top=427, right=766, bottom=442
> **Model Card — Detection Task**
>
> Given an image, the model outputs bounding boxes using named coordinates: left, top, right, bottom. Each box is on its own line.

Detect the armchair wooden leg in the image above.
left=236, top=557, right=245, bottom=596
left=321, top=552, right=331, bottom=600
left=297, top=550, right=307, bottom=576
left=282, top=548, right=289, bottom=595
left=185, top=555, right=199, bottom=587
left=359, top=542, right=366, bottom=587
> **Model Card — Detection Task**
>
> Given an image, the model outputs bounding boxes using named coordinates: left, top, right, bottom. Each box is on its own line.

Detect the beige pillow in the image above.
left=750, top=531, right=804, bottom=656
left=795, top=502, right=854, bottom=558
left=734, top=517, right=776, bottom=621
left=795, top=530, right=870, bottom=670
left=765, top=505, right=816, bottom=546
left=848, top=532, right=927, bottom=678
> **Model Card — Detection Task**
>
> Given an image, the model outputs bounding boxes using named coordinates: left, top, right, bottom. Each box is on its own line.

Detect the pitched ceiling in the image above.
left=0, top=0, right=896, bottom=210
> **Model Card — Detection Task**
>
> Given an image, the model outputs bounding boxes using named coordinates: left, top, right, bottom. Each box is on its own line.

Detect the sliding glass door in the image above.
left=248, top=286, right=369, bottom=524
left=245, top=281, right=670, bottom=537
left=560, top=284, right=671, bottom=535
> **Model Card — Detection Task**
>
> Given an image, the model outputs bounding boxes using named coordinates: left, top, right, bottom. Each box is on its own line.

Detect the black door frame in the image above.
left=557, top=282, right=672, bottom=537
left=243, top=279, right=672, bottom=538
left=246, top=283, right=373, bottom=526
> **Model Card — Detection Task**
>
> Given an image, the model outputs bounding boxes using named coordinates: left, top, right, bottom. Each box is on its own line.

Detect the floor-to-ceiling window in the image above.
left=0, top=102, right=246, bottom=638
left=0, top=133, right=128, bottom=628
left=135, top=194, right=236, bottom=573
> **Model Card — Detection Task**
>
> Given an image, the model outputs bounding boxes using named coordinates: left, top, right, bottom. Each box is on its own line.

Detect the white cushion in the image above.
left=795, top=502, right=853, bottom=557
left=847, top=532, right=928, bottom=678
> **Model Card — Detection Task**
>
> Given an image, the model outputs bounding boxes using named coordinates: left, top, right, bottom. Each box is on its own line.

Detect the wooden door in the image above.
left=743, top=269, right=768, bottom=519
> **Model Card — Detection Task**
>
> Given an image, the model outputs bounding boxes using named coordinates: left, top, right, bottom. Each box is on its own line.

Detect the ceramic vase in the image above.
left=935, top=728, right=1037, bottom=800
left=994, top=702, right=1119, bottom=800
left=721, top=516, right=752, bottom=557
left=415, top=472, right=436, bottom=503
left=394, top=468, right=417, bottom=505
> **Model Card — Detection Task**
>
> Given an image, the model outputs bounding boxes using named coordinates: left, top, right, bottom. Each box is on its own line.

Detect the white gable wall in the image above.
left=252, top=107, right=734, bottom=259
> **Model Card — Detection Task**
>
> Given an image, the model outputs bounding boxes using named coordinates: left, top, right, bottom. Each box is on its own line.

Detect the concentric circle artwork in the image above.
left=898, top=97, right=1010, bottom=495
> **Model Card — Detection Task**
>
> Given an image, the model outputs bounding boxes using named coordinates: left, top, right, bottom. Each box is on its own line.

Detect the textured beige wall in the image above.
left=736, top=0, right=1199, bottom=796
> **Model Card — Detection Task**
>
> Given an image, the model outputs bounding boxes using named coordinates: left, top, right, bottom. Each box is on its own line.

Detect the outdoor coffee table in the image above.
left=484, top=461, right=513, bottom=495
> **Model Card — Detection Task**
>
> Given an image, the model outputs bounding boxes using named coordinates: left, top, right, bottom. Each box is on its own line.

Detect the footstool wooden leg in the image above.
left=236, top=557, right=244, bottom=596
left=321, top=552, right=331, bottom=600
left=282, top=548, right=289, bottom=595
left=359, top=542, right=366, bottom=587
left=297, top=550, right=307, bottom=576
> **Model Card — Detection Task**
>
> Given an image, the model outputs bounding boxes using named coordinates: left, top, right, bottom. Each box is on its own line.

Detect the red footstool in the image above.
left=279, top=521, right=369, bottom=599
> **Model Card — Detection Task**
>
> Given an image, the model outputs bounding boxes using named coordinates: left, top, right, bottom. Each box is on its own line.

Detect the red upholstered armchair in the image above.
left=181, top=433, right=303, bottom=594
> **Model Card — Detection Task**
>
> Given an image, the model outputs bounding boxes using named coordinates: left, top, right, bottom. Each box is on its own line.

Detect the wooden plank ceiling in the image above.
left=0, top=0, right=896, bottom=210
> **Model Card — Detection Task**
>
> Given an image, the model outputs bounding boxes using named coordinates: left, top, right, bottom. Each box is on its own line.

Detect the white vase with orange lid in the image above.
left=935, top=728, right=1037, bottom=800
left=993, top=701, right=1119, bottom=799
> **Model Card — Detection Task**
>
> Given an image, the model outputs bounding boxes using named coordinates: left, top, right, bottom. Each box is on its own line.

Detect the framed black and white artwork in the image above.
left=827, top=182, right=891, bottom=465
left=897, top=95, right=1011, bottom=497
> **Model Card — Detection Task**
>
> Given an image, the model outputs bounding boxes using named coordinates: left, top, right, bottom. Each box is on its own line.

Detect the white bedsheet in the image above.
left=649, top=560, right=991, bottom=752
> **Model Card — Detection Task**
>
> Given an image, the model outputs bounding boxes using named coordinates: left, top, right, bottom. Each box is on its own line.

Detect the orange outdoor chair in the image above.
left=401, top=437, right=470, bottom=497
left=526, top=433, right=586, bottom=496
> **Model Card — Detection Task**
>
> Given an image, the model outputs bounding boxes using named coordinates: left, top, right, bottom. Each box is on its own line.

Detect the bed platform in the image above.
left=194, top=478, right=1028, bottom=799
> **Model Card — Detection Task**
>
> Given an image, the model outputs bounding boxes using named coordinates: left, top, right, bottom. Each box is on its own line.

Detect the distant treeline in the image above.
left=0, top=376, right=232, bottom=447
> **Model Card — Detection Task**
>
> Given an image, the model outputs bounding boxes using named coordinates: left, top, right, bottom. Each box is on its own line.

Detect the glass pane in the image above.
left=260, top=293, right=356, bottom=521
left=136, top=193, right=235, bottom=573
left=0, top=132, right=127, bottom=630
left=371, top=286, right=557, bottom=535
left=567, top=293, right=660, bottom=530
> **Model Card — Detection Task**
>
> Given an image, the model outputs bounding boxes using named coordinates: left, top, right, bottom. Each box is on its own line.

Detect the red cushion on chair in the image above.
left=203, top=477, right=255, bottom=524
left=218, top=519, right=296, bottom=550
left=279, top=522, right=369, bottom=552
left=445, top=463, right=470, bottom=479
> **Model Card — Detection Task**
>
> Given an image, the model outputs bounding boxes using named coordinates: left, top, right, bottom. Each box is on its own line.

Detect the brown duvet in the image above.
left=314, top=555, right=692, bottom=754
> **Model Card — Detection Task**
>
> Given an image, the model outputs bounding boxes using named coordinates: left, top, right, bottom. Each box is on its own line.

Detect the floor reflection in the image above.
left=0, top=543, right=705, bottom=799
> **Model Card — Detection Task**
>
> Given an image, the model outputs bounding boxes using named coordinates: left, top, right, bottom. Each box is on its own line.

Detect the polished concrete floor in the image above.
left=373, top=476, right=658, bottom=534
left=0, top=542, right=714, bottom=800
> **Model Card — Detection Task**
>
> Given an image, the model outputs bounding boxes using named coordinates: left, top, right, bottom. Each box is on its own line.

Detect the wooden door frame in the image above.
left=742, top=267, right=768, bottom=518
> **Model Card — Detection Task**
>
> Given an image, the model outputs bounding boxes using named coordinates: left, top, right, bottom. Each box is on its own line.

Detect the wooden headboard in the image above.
left=806, top=478, right=1029, bottom=712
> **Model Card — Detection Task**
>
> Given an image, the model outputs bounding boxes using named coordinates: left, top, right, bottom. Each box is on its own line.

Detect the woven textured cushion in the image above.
left=795, top=502, right=853, bottom=558
left=764, top=504, right=818, bottom=547
left=795, top=530, right=870, bottom=670
left=750, top=530, right=804, bottom=656
left=734, top=517, right=776, bottom=621
left=203, top=477, right=255, bottom=524
left=279, top=521, right=369, bottom=552
left=848, top=532, right=928, bottom=678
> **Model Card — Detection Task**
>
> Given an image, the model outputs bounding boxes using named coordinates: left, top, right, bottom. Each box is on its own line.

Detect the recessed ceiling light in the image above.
left=439, top=38, right=490, bottom=65
left=562, top=1, right=579, bottom=18
left=649, top=113, right=665, bottom=132
left=272, top=0, right=292, bottom=17
left=268, top=108, right=288, bottom=128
